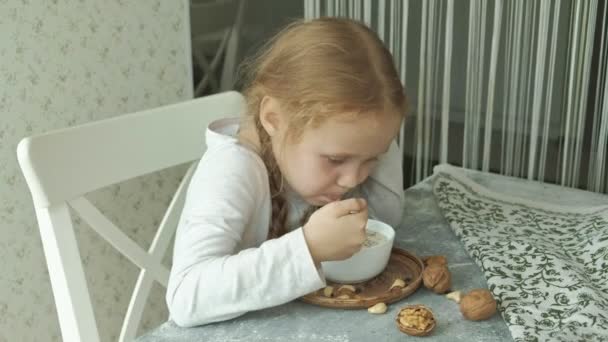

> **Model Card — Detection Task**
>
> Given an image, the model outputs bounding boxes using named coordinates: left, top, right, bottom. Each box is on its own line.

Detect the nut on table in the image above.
left=396, top=304, right=436, bottom=336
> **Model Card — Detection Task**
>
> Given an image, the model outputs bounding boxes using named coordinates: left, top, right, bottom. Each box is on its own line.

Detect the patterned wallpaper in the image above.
left=0, top=1, right=191, bottom=341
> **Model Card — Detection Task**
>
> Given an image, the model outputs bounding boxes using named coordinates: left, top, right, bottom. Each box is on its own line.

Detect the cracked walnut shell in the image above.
left=396, top=305, right=436, bottom=336
left=460, top=289, right=497, bottom=321
left=422, top=264, right=452, bottom=294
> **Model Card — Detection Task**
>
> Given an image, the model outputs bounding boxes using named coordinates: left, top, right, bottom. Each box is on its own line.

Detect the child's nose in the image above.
left=337, top=165, right=368, bottom=189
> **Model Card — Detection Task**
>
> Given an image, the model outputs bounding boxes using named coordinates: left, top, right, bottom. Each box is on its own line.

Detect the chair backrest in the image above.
left=190, top=0, right=245, bottom=95
left=17, top=91, right=246, bottom=342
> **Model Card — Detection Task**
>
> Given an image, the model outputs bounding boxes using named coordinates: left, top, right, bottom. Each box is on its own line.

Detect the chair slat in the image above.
left=36, top=204, right=101, bottom=342
left=119, top=162, right=197, bottom=341
left=69, top=197, right=170, bottom=286
left=149, top=162, right=197, bottom=258
left=119, top=273, right=155, bottom=342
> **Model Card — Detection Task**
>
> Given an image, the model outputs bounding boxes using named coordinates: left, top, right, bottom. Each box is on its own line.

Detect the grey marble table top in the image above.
left=137, top=167, right=608, bottom=342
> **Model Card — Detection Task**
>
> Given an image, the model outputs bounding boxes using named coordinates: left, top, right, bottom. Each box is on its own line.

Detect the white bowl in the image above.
left=321, top=219, right=395, bottom=284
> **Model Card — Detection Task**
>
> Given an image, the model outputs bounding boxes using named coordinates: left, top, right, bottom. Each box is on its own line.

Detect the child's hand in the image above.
left=303, top=198, right=368, bottom=265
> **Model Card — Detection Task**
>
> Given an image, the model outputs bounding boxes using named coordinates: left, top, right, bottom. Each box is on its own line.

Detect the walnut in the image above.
left=422, top=264, right=452, bottom=294
left=367, top=302, right=387, bottom=314
left=459, top=289, right=497, bottom=321
left=396, top=305, right=436, bottom=336
left=423, top=255, right=448, bottom=266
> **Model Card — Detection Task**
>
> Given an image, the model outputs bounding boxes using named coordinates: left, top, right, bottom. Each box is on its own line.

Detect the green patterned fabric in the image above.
left=433, top=166, right=608, bottom=342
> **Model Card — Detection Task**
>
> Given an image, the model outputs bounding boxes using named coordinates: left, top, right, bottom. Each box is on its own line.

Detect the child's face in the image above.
left=276, top=113, right=402, bottom=206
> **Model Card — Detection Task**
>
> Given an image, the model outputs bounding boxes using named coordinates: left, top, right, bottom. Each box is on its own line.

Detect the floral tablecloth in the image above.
left=433, top=164, right=608, bottom=342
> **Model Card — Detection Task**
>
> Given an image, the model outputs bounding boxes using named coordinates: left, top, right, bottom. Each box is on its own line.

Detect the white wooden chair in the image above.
left=17, top=91, right=246, bottom=342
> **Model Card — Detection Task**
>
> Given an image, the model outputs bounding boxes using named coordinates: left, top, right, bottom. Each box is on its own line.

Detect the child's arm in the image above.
left=357, top=139, right=405, bottom=228
left=166, top=146, right=325, bottom=327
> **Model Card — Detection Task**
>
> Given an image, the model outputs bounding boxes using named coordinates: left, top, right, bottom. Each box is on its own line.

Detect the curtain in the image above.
left=304, top=0, right=608, bottom=193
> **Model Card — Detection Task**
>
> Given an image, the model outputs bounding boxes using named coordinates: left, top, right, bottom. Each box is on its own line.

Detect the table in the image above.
left=137, top=167, right=608, bottom=342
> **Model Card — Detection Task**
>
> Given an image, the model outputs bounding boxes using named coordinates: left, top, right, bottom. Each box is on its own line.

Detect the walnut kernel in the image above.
left=396, top=305, right=436, bottom=336
left=446, top=290, right=462, bottom=303
left=322, top=286, right=334, bottom=297
left=389, top=278, right=406, bottom=291
left=337, top=284, right=356, bottom=296
left=367, top=302, right=387, bottom=314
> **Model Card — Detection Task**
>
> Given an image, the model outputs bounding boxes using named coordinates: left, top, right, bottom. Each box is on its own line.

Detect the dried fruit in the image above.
left=423, top=255, right=448, bottom=266
left=446, top=290, right=462, bottom=303
left=322, top=286, right=334, bottom=297
left=396, top=305, right=436, bottom=336
left=459, top=289, right=497, bottom=321
left=389, top=278, right=406, bottom=291
left=422, top=264, right=452, bottom=294
left=367, top=302, right=387, bottom=314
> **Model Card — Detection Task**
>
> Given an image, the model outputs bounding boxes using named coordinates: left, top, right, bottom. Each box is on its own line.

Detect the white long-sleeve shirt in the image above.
left=166, top=117, right=404, bottom=327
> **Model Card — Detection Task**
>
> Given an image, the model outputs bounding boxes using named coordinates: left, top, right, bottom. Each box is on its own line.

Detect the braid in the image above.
left=254, top=117, right=290, bottom=239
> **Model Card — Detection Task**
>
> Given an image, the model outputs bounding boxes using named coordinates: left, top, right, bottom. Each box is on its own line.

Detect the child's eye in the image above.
left=326, top=156, right=346, bottom=164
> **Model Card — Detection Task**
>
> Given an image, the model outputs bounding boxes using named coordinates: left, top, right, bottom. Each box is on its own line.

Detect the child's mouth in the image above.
left=322, top=194, right=343, bottom=202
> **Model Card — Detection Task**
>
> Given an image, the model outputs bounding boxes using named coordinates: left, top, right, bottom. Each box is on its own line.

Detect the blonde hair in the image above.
left=239, top=17, right=407, bottom=239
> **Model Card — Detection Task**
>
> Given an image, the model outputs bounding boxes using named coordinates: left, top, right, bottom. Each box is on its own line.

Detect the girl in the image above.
left=167, top=17, right=407, bottom=327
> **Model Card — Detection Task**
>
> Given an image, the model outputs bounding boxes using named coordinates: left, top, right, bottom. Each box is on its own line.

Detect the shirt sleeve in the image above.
left=166, top=144, right=326, bottom=327
left=357, top=139, right=405, bottom=228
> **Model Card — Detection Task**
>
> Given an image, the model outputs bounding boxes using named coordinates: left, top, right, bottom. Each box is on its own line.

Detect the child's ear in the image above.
left=259, top=96, right=285, bottom=137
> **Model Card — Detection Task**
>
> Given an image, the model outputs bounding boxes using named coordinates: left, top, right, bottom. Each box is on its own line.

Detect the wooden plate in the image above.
left=300, top=248, right=424, bottom=309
